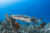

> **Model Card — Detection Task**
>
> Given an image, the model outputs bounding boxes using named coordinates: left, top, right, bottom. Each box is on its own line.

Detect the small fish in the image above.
left=5, top=14, right=8, bottom=17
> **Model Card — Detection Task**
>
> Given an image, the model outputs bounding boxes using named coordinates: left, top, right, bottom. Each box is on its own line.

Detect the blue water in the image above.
left=0, top=0, right=50, bottom=23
